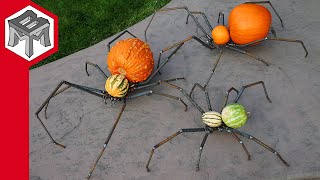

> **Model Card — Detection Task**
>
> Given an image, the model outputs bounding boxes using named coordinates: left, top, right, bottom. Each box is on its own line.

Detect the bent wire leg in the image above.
left=221, top=87, right=239, bottom=111
left=35, top=81, right=107, bottom=148
left=146, top=128, right=207, bottom=172
left=231, top=128, right=289, bottom=166
left=144, top=6, right=211, bottom=42
left=87, top=101, right=126, bottom=179
left=225, top=45, right=270, bottom=66
left=196, top=133, right=209, bottom=171
left=244, top=1, right=284, bottom=27
left=131, top=77, right=186, bottom=91
left=189, top=51, right=223, bottom=111
left=235, top=37, right=308, bottom=58
left=85, top=62, right=108, bottom=79
left=186, top=11, right=213, bottom=30
left=127, top=90, right=188, bottom=111
left=230, top=132, right=251, bottom=160
left=267, top=37, right=309, bottom=57
left=217, top=11, right=225, bottom=25
left=160, top=81, right=205, bottom=114
left=107, top=29, right=137, bottom=52
left=233, top=81, right=272, bottom=103
left=44, top=85, right=71, bottom=119
left=270, top=26, right=277, bottom=38
left=155, top=36, right=216, bottom=75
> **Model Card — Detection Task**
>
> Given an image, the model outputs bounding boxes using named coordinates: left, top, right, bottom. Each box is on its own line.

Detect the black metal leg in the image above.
left=222, top=87, right=239, bottom=111
left=230, top=132, right=251, bottom=160
left=108, top=30, right=137, bottom=52
left=159, top=81, right=205, bottom=114
left=132, top=77, right=185, bottom=91
left=189, top=50, right=223, bottom=111
left=44, top=85, right=71, bottom=119
left=270, top=26, right=277, bottom=38
left=87, top=101, right=126, bottom=179
left=155, top=36, right=216, bottom=75
left=244, top=1, right=284, bottom=27
left=217, top=11, right=225, bottom=26
left=233, top=81, right=272, bottom=103
left=230, top=128, right=289, bottom=167
left=146, top=128, right=207, bottom=172
left=35, top=81, right=107, bottom=148
left=186, top=11, right=213, bottom=31
left=225, top=45, right=270, bottom=66
left=196, top=133, right=209, bottom=171
left=267, top=37, right=309, bottom=57
left=144, top=6, right=212, bottom=42
left=85, top=62, right=108, bottom=79
left=127, top=90, right=188, bottom=111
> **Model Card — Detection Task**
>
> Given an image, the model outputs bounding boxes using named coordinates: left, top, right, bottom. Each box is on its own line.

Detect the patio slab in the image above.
left=30, top=0, right=320, bottom=179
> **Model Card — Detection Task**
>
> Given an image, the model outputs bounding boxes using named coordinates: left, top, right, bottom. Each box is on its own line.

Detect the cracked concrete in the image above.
left=30, top=0, right=320, bottom=179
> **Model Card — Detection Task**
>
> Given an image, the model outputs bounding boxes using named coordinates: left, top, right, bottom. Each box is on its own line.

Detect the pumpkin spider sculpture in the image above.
left=35, top=30, right=189, bottom=179
left=146, top=81, right=289, bottom=172
left=145, top=1, right=309, bottom=111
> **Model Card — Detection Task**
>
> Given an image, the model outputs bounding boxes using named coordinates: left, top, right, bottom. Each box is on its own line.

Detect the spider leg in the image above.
left=230, top=132, right=251, bottom=160
left=87, top=101, right=126, bottom=179
left=270, top=26, right=277, bottom=38
left=235, top=37, right=308, bottom=58
left=144, top=6, right=212, bottom=42
left=127, top=90, right=188, bottom=111
left=217, top=11, right=225, bottom=26
left=244, top=1, right=284, bottom=28
left=155, top=35, right=217, bottom=75
left=225, top=45, right=270, bottom=66
left=221, top=87, right=239, bottom=111
left=146, top=128, right=207, bottom=172
left=189, top=51, right=223, bottom=111
left=107, top=29, right=137, bottom=52
left=186, top=11, right=213, bottom=31
left=233, top=81, right=272, bottom=103
left=160, top=81, right=205, bottom=114
left=85, top=62, right=108, bottom=79
left=35, top=81, right=107, bottom=149
left=196, top=133, right=209, bottom=171
left=230, top=128, right=289, bottom=166
left=132, top=77, right=185, bottom=91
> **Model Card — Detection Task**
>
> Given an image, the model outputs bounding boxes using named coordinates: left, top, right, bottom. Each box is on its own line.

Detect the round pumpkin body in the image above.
left=221, top=103, right=247, bottom=129
left=105, top=74, right=129, bottom=98
left=107, top=38, right=154, bottom=83
left=202, top=111, right=222, bottom=127
left=211, top=25, right=230, bottom=45
left=228, top=4, right=272, bottom=45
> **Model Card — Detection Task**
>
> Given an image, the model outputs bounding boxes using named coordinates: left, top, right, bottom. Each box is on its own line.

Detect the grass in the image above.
left=31, top=0, right=171, bottom=68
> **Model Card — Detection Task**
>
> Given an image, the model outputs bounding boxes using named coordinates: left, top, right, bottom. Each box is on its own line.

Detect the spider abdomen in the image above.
left=221, top=103, right=248, bottom=128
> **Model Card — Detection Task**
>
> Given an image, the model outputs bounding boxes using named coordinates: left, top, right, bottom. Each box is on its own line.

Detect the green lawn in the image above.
left=32, top=0, right=171, bottom=68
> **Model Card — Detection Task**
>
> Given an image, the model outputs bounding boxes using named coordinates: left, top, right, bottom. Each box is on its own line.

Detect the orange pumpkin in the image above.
left=107, top=38, right=154, bottom=83
left=211, top=25, right=230, bottom=45
left=228, top=4, right=272, bottom=45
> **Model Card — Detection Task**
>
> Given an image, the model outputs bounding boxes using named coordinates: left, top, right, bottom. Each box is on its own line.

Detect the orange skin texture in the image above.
left=107, top=38, right=154, bottom=83
left=211, top=25, right=230, bottom=45
left=229, top=4, right=272, bottom=45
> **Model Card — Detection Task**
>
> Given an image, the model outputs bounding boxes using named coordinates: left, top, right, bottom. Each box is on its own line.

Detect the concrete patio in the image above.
left=30, top=0, right=320, bottom=179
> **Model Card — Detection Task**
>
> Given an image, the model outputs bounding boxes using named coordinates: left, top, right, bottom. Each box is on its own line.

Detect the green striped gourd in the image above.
left=202, top=111, right=222, bottom=127
left=221, top=103, right=248, bottom=128
left=105, top=74, right=129, bottom=98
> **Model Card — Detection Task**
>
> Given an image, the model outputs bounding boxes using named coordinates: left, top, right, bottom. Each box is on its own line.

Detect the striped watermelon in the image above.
left=221, top=103, right=247, bottom=128
left=105, top=74, right=129, bottom=98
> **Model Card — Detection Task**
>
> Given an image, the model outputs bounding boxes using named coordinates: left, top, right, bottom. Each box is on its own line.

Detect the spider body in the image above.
left=145, top=81, right=289, bottom=172
left=35, top=30, right=189, bottom=179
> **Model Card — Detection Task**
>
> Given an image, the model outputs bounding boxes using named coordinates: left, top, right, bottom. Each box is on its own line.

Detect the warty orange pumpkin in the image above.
left=228, top=4, right=272, bottom=45
left=107, top=38, right=154, bottom=83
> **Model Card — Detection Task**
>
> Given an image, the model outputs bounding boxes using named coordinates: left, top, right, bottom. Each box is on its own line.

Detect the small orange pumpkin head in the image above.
left=211, top=25, right=230, bottom=45
left=228, top=4, right=272, bottom=45
left=107, top=38, right=154, bottom=83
